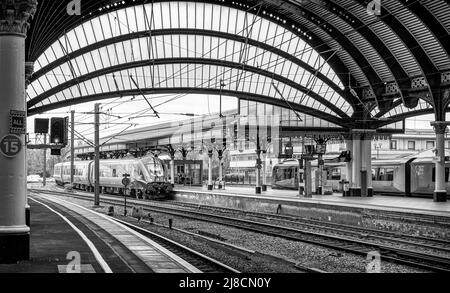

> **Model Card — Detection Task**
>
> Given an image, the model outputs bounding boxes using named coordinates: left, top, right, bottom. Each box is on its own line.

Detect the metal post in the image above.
left=94, top=104, right=100, bottom=206
left=43, top=134, right=46, bottom=187
left=317, top=153, right=323, bottom=195
left=170, top=156, right=175, bottom=186
left=218, top=150, right=223, bottom=189
left=70, top=110, right=75, bottom=186
left=262, top=151, right=267, bottom=191
left=207, top=150, right=213, bottom=190
left=305, top=159, right=312, bottom=198
left=255, top=149, right=262, bottom=194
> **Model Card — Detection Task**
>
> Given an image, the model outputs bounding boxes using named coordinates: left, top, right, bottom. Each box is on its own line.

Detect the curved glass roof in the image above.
left=27, top=1, right=353, bottom=122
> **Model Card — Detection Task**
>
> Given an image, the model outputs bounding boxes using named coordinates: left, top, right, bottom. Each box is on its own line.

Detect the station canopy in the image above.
left=25, top=0, right=450, bottom=130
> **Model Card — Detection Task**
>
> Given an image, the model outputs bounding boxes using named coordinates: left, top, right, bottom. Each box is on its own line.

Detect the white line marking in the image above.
left=38, top=194, right=202, bottom=273
left=29, top=197, right=113, bottom=273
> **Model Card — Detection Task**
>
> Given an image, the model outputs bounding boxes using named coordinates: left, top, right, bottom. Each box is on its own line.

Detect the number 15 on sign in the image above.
left=0, top=135, right=23, bottom=158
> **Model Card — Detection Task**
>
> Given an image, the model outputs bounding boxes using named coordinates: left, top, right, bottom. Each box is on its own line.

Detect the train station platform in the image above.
left=174, top=185, right=450, bottom=215
left=173, top=186, right=450, bottom=239
left=0, top=192, right=199, bottom=273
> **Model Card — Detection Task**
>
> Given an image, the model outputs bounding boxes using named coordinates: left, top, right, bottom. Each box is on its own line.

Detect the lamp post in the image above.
left=122, top=174, right=130, bottom=216
left=374, top=142, right=382, bottom=159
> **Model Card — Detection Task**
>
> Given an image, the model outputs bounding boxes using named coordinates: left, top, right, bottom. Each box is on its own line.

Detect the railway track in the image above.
left=29, top=188, right=450, bottom=273
left=166, top=201, right=450, bottom=254
left=30, top=190, right=239, bottom=274
left=110, top=217, right=240, bottom=273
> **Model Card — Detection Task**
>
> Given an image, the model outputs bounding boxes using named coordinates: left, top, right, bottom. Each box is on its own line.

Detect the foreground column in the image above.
left=431, top=122, right=448, bottom=202
left=0, top=0, right=37, bottom=263
left=350, top=132, right=362, bottom=196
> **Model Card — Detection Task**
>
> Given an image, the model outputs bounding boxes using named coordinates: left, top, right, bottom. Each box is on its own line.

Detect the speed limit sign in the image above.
left=122, top=177, right=131, bottom=186
left=1, top=134, right=22, bottom=158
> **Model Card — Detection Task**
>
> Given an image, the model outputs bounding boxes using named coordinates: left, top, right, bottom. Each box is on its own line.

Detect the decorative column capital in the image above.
left=25, top=61, right=33, bottom=86
left=0, top=0, right=37, bottom=36
left=351, top=129, right=376, bottom=140
left=431, top=121, right=450, bottom=134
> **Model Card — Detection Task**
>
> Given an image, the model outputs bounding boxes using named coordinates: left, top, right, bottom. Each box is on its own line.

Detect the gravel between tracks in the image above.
left=38, top=193, right=429, bottom=273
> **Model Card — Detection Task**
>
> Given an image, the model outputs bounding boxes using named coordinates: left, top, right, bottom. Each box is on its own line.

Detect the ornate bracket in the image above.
left=0, top=0, right=37, bottom=36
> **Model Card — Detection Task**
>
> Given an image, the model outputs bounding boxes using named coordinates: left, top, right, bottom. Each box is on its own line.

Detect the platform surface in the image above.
left=0, top=192, right=200, bottom=273
left=174, top=185, right=450, bottom=216
left=0, top=199, right=106, bottom=273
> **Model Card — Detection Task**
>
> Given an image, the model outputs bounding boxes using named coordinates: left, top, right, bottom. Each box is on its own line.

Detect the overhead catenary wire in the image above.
left=30, top=0, right=426, bottom=135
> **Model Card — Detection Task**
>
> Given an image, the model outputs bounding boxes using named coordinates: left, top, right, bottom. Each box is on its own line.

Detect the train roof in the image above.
left=57, top=155, right=161, bottom=166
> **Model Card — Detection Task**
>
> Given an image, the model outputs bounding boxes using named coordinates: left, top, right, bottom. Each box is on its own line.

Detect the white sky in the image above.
left=27, top=93, right=441, bottom=147
left=27, top=94, right=238, bottom=145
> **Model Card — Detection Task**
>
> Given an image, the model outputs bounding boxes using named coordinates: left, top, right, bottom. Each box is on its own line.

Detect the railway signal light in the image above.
left=50, top=117, right=68, bottom=145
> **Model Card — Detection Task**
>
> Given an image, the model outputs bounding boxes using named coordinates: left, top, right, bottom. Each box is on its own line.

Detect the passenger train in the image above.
left=54, top=155, right=172, bottom=199
left=272, top=149, right=450, bottom=199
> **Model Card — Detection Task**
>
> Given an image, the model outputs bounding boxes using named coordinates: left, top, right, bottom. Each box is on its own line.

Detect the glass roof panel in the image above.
left=29, top=1, right=351, bottom=118
left=32, top=64, right=337, bottom=116
left=28, top=35, right=351, bottom=115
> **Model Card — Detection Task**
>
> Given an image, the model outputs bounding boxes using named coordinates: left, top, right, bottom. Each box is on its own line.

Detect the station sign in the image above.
left=122, top=177, right=131, bottom=186
left=10, top=110, right=26, bottom=135
left=0, top=134, right=22, bottom=158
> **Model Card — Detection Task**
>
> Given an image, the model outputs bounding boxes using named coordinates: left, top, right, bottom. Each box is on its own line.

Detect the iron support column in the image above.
left=255, top=149, right=262, bottom=194
left=350, top=133, right=362, bottom=197
left=42, top=134, right=46, bottom=187
left=361, top=133, right=374, bottom=197
left=70, top=110, right=75, bottom=186
left=262, top=151, right=267, bottom=191
left=94, top=103, right=100, bottom=206
left=431, top=122, right=449, bottom=202
left=0, top=0, right=36, bottom=263
left=207, top=149, right=213, bottom=190
left=170, top=155, right=175, bottom=186
left=317, top=153, right=323, bottom=195
left=218, top=150, right=223, bottom=189
left=344, top=138, right=353, bottom=197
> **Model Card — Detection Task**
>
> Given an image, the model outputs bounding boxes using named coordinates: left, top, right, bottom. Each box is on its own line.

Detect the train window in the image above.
left=112, top=169, right=117, bottom=177
left=385, top=169, right=394, bottom=181
left=432, top=168, right=450, bottom=182
left=371, top=169, right=377, bottom=181
left=378, top=169, right=385, bottom=181
left=330, top=168, right=341, bottom=180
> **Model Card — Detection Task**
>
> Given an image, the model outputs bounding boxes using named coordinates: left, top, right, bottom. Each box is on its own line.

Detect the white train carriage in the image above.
left=53, top=155, right=170, bottom=198
left=371, top=158, right=410, bottom=194
left=410, top=156, right=450, bottom=195
left=271, top=149, right=450, bottom=199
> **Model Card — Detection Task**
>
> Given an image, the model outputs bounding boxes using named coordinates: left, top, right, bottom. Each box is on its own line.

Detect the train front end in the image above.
left=139, top=156, right=173, bottom=199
